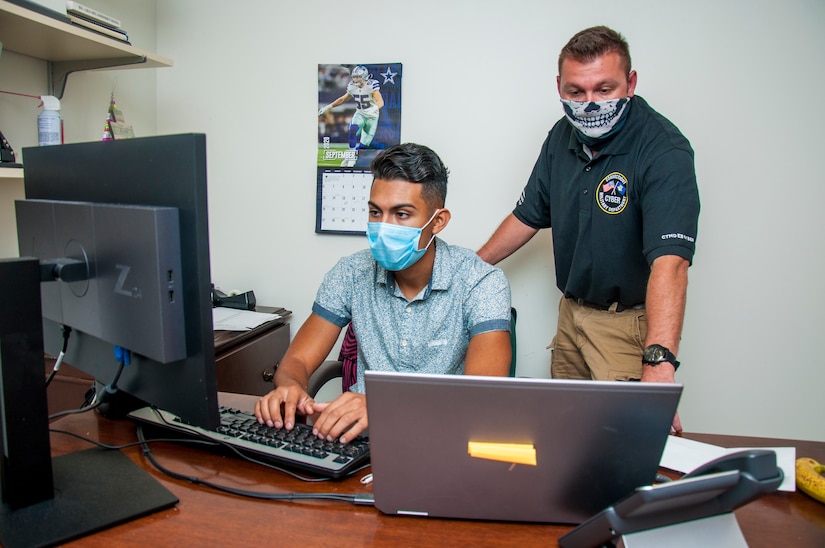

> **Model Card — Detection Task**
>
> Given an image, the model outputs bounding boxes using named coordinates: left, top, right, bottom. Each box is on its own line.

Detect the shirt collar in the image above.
left=374, top=237, right=450, bottom=300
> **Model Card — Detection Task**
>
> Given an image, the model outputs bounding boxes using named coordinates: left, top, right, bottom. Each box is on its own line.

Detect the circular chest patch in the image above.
left=596, top=172, right=629, bottom=214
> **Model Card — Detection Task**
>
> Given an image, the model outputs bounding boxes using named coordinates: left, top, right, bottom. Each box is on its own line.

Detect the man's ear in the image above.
left=431, top=208, right=451, bottom=235
left=627, top=70, right=638, bottom=97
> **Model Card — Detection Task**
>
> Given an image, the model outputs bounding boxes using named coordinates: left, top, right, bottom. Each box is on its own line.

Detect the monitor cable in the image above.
left=136, top=425, right=373, bottom=505
left=48, top=349, right=128, bottom=421
left=44, top=324, right=72, bottom=388
left=48, top=415, right=373, bottom=505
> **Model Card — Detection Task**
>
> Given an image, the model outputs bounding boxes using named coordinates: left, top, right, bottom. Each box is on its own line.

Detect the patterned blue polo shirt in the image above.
left=312, top=238, right=511, bottom=393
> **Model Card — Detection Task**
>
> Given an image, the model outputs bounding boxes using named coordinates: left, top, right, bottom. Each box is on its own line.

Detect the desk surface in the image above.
left=49, top=393, right=825, bottom=547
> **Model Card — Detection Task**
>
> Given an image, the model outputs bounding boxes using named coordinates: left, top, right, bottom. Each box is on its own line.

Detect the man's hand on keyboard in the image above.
left=308, top=392, right=367, bottom=444
left=254, top=384, right=315, bottom=431
left=255, top=388, right=366, bottom=444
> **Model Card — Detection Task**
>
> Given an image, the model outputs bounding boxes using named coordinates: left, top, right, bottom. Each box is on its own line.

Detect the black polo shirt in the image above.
left=513, top=96, right=700, bottom=308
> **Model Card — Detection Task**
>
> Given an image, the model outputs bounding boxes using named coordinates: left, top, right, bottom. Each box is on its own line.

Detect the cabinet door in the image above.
left=216, top=323, right=289, bottom=396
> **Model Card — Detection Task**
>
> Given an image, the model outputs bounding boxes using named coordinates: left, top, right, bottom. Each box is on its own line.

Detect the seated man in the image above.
left=255, top=143, right=512, bottom=443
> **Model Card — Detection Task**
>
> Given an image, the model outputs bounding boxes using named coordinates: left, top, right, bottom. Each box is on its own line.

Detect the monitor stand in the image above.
left=0, top=258, right=178, bottom=547
left=0, top=449, right=179, bottom=547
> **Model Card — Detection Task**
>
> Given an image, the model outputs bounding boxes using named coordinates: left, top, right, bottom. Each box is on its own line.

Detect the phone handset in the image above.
left=682, top=449, right=784, bottom=508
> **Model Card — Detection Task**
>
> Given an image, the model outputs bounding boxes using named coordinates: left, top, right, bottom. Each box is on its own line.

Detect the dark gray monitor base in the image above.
left=0, top=447, right=178, bottom=548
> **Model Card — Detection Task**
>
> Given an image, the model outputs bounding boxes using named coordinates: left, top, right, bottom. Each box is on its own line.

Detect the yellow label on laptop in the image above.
left=467, top=442, right=537, bottom=466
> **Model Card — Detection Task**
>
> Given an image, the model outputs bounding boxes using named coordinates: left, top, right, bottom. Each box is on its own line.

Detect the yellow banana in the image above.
left=796, top=457, right=825, bottom=504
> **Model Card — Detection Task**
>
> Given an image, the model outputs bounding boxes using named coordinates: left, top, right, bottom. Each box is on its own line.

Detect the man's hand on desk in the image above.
left=254, top=387, right=367, bottom=444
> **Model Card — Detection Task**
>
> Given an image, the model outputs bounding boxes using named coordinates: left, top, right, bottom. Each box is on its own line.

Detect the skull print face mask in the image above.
left=560, top=97, right=631, bottom=144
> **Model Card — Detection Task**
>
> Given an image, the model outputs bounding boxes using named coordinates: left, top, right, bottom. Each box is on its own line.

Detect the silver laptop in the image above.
left=364, top=371, right=682, bottom=524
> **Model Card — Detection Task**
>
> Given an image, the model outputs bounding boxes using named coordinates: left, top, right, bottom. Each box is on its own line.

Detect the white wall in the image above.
left=154, top=0, right=825, bottom=442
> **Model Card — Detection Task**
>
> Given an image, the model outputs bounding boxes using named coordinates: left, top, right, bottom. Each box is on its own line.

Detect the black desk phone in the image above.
left=559, top=449, right=784, bottom=548
left=211, top=285, right=256, bottom=311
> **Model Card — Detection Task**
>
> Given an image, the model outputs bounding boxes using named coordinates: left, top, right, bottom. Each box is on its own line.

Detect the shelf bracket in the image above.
left=48, top=56, right=148, bottom=100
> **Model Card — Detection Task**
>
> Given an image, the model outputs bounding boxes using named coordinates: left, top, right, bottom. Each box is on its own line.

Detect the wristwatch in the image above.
left=642, top=344, right=680, bottom=370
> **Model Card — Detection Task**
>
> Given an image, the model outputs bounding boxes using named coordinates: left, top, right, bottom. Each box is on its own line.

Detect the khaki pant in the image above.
left=550, top=297, right=647, bottom=381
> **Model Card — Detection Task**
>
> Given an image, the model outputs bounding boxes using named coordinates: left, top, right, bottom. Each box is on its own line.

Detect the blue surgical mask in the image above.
left=367, top=210, right=440, bottom=271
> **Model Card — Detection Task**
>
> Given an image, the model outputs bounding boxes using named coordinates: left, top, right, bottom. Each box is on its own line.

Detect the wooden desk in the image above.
left=48, top=393, right=825, bottom=547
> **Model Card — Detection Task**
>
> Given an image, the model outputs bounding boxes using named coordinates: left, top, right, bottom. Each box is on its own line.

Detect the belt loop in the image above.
left=608, top=302, right=620, bottom=313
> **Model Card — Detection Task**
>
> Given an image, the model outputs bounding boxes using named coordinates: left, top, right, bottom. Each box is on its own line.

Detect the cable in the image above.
left=0, top=89, right=41, bottom=100
left=48, top=399, right=103, bottom=421
left=49, top=428, right=223, bottom=451
left=50, top=414, right=373, bottom=504
left=48, top=351, right=126, bottom=421
left=44, top=325, right=72, bottom=388
left=50, top=424, right=363, bottom=483
left=50, top=427, right=365, bottom=501
left=86, top=347, right=128, bottom=408
left=148, top=407, right=334, bottom=483
left=136, top=425, right=363, bottom=503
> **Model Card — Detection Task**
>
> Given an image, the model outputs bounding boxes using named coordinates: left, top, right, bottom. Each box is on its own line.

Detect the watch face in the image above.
left=644, top=345, right=666, bottom=363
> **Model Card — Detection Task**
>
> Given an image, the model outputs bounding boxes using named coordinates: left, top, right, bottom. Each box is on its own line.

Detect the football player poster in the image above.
left=316, top=63, right=402, bottom=168
left=315, top=63, right=402, bottom=235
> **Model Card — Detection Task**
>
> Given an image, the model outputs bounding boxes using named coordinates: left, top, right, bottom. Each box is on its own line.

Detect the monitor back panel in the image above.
left=365, top=372, right=682, bottom=524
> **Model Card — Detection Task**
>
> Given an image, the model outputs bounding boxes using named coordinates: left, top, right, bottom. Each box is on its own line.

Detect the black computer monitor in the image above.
left=20, top=133, right=219, bottom=429
left=0, top=134, right=218, bottom=546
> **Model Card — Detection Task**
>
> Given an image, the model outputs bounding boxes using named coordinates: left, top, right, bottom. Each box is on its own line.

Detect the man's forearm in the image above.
left=273, top=359, right=312, bottom=391
left=643, top=255, right=689, bottom=355
left=477, top=213, right=538, bottom=265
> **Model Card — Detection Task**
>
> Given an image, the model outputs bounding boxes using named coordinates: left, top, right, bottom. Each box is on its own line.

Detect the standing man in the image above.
left=257, top=143, right=512, bottom=443
left=318, top=65, right=384, bottom=150
left=478, top=26, right=699, bottom=432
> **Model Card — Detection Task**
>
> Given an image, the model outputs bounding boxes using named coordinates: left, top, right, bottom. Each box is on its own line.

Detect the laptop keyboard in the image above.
left=128, top=406, right=370, bottom=479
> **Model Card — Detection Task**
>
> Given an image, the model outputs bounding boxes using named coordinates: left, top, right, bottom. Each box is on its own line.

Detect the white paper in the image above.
left=212, top=307, right=280, bottom=331
left=660, top=436, right=796, bottom=492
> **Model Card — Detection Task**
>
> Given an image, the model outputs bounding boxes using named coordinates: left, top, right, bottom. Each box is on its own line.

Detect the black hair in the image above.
left=370, top=143, right=448, bottom=209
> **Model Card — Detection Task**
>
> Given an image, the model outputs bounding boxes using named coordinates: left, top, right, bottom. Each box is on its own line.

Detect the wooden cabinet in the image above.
left=214, top=308, right=292, bottom=396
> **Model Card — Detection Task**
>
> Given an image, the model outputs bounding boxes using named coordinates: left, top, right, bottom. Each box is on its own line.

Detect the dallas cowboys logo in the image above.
left=381, top=67, right=397, bottom=84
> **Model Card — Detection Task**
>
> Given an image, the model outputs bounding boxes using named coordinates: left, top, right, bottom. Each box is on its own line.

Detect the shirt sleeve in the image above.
left=464, top=262, right=512, bottom=337
left=312, top=256, right=354, bottom=328
left=513, top=131, right=557, bottom=230
left=640, top=146, right=700, bottom=265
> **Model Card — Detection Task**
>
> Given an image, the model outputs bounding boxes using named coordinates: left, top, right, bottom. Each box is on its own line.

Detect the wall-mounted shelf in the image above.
left=0, top=167, right=24, bottom=184
left=0, top=1, right=173, bottom=98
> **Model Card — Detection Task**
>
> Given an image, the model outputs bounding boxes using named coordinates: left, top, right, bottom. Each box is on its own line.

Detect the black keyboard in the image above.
left=128, top=406, right=370, bottom=479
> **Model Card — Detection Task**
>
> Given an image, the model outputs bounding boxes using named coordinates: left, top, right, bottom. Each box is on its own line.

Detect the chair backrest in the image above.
left=509, top=306, right=517, bottom=376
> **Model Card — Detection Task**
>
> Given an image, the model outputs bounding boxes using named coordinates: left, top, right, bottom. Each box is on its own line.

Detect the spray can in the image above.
left=38, top=95, right=62, bottom=146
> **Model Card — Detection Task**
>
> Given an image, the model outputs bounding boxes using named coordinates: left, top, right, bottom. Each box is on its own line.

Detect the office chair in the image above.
left=307, top=307, right=517, bottom=397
